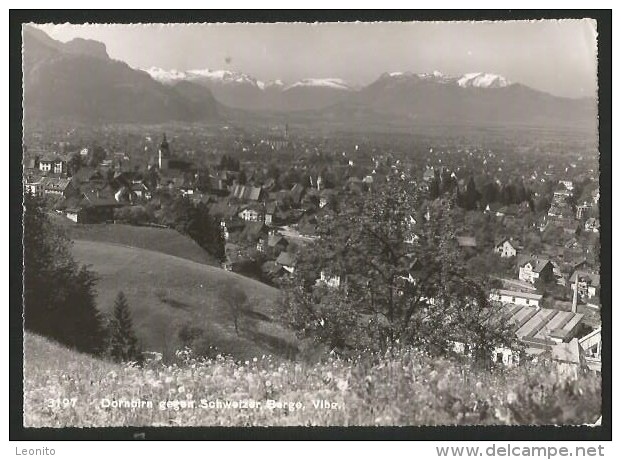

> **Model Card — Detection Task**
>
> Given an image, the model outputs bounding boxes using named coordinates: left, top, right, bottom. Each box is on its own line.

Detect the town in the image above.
left=23, top=121, right=601, bottom=373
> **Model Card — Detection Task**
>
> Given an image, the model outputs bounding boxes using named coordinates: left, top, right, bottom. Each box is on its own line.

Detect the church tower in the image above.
left=158, top=133, right=170, bottom=170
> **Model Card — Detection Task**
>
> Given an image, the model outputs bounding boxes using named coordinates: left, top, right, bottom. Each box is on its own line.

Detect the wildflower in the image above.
left=178, top=386, right=185, bottom=394
left=266, top=380, right=272, bottom=387
left=253, top=357, right=258, bottom=363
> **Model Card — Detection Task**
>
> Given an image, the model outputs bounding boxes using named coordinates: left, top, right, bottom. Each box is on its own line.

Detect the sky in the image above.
left=36, top=20, right=598, bottom=98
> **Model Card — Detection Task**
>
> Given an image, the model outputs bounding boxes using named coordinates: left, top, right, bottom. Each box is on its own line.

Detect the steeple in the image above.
left=158, top=133, right=170, bottom=170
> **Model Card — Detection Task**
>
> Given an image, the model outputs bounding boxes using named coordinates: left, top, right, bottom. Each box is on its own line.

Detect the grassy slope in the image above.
left=50, top=213, right=220, bottom=267
left=71, top=240, right=297, bottom=360
left=23, top=333, right=601, bottom=428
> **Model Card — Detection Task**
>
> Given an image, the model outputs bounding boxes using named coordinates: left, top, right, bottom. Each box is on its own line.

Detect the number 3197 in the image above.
left=46, top=397, right=77, bottom=408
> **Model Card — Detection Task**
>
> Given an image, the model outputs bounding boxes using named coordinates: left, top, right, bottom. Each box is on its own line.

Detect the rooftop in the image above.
left=501, top=304, right=584, bottom=349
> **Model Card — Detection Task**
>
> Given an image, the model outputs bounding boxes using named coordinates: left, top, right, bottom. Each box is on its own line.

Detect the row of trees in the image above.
left=114, top=193, right=225, bottom=263
left=156, top=195, right=225, bottom=262
left=280, top=175, right=520, bottom=363
left=429, top=173, right=533, bottom=211
left=24, top=194, right=141, bottom=361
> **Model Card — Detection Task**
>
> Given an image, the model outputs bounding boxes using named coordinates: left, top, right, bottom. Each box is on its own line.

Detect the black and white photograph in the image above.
left=12, top=10, right=610, bottom=439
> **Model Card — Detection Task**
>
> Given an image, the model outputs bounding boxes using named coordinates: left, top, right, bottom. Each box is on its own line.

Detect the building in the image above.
left=265, top=202, right=277, bottom=225
left=579, top=327, right=601, bottom=372
left=239, top=206, right=264, bottom=222
left=518, top=256, right=554, bottom=285
left=267, top=232, right=288, bottom=255
left=569, top=271, right=600, bottom=299
left=129, top=182, right=152, bottom=201
left=158, top=134, right=170, bottom=170
left=40, top=177, right=77, bottom=198
left=62, top=191, right=122, bottom=224
left=494, top=238, right=518, bottom=258
left=553, top=188, right=572, bottom=203
left=489, top=289, right=543, bottom=308
left=576, top=203, right=592, bottom=220
left=239, top=222, right=267, bottom=247
left=38, top=155, right=68, bottom=175
left=24, top=179, right=44, bottom=197
left=319, top=270, right=342, bottom=289
left=584, top=217, right=600, bottom=233
left=548, top=339, right=587, bottom=378
left=265, top=135, right=290, bottom=151
left=488, top=303, right=586, bottom=366
left=276, top=252, right=296, bottom=274
left=290, top=183, right=306, bottom=206
left=559, top=180, right=574, bottom=192
left=231, top=184, right=264, bottom=202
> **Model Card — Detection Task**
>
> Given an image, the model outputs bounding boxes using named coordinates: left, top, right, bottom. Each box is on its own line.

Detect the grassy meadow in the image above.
left=71, top=239, right=295, bottom=360
left=23, top=333, right=601, bottom=427
left=50, top=215, right=220, bottom=267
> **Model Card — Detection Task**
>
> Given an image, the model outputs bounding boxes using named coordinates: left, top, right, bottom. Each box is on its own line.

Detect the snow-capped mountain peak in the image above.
left=144, top=67, right=263, bottom=88
left=376, top=70, right=511, bottom=89
left=284, top=78, right=353, bottom=91
left=144, top=68, right=355, bottom=92
left=263, top=79, right=285, bottom=90
left=143, top=67, right=188, bottom=83
left=457, top=72, right=510, bottom=88
left=145, top=66, right=512, bottom=94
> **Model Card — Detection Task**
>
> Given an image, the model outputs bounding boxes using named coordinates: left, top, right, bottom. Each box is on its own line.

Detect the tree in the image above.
left=67, top=152, right=83, bottom=176
left=458, top=176, right=481, bottom=210
left=87, top=144, right=106, bottom=168
left=23, top=193, right=105, bottom=354
left=281, top=175, right=518, bottom=362
left=480, top=181, right=500, bottom=206
left=219, top=283, right=248, bottom=335
left=107, top=292, right=141, bottom=362
left=158, top=196, right=225, bottom=262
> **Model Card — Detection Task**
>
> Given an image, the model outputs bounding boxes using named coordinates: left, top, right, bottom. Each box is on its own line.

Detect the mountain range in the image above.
left=144, top=67, right=357, bottom=112
left=22, top=25, right=597, bottom=130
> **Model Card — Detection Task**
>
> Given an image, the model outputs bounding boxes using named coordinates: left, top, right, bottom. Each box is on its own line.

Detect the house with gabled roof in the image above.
left=264, top=202, right=278, bottom=225
left=276, top=251, right=297, bottom=273
left=239, top=221, right=268, bottom=247
left=231, top=184, right=264, bottom=202
left=59, top=189, right=123, bottom=224
left=494, top=238, right=518, bottom=258
left=38, top=154, right=68, bottom=175
left=40, top=177, right=77, bottom=198
left=518, top=255, right=555, bottom=285
left=238, top=204, right=264, bottom=222
left=267, top=232, right=288, bottom=255
left=290, top=183, right=306, bottom=206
